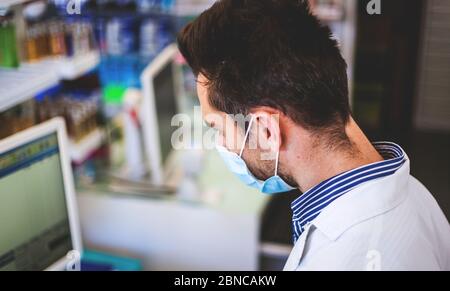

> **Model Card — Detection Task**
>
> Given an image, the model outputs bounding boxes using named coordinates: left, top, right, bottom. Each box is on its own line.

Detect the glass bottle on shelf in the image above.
left=36, top=23, right=49, bottom=59
left=48, top=21, right=66, bottom=57
left=25, top=26, right=39, bottom=62
left=0, top=16, right=19, bottom=68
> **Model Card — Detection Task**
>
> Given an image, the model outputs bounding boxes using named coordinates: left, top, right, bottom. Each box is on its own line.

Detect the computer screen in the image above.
left=140, top=44, right=183, bottom=185
left=0, top=133, right=73, bottom=271
left=153, top=61, right=178, bottom=166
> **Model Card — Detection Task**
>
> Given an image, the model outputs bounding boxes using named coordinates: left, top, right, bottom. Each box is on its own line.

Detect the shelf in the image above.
left=0, top=51, right=100, bottom=112
left=69, top=128, right=105, bottom=164
left=0, top=63, right=59, bottom=112
left=58, top=51, right=100, bottom=80
left=0, top=0, right=32, bottom=15
left=0, top=0, right=31, bottom=9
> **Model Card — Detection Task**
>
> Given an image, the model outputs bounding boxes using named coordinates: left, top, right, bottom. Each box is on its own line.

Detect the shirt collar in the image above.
left=291, top=142, right=408, bottom=243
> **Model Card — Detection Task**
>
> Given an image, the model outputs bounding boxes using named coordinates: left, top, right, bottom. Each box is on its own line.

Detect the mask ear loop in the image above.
left=275, top=151, right=280, bottom=176
left=239, top=116, right=255, bottom=157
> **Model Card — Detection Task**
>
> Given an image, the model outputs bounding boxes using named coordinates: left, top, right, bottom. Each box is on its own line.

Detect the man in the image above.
left=177, top=0, right=450, bottom=270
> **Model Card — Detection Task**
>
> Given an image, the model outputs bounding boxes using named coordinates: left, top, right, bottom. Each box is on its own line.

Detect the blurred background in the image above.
left=0, top=0, right=448, bottom=271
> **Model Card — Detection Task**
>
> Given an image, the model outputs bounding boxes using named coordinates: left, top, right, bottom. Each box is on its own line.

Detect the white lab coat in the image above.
left=284, top=157, right=450, bottom=271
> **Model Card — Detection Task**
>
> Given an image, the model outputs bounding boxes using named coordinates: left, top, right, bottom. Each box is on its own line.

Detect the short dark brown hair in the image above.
left=178, top=0, right=351, bottom=137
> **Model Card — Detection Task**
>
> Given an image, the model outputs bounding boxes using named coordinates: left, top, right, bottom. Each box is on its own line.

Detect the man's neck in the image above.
left=290, top=118, right=384, bottom=193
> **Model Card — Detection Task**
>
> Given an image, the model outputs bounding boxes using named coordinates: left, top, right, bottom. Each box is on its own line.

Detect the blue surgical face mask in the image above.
left=215, top=116, right=296, bottom=194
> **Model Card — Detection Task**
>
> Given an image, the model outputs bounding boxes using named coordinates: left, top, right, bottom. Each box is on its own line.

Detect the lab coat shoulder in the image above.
left=407, top=175, right=450, bottom=269
left=290, top=174, right=450, bottom=271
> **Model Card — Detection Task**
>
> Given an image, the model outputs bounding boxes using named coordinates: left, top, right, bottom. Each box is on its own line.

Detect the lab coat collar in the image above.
left=312, top=155, right=411, bottom=242
left=284, top=223, right=314, bottom=271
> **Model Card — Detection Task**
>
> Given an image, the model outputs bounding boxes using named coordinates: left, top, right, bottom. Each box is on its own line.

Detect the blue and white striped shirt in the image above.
left=291, top=142, right=407, bottom=242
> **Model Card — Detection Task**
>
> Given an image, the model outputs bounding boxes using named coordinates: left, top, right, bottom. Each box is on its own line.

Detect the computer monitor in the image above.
left=140, top=43, right=185, bottom=185
left=0, top=118, right=82, bottom=271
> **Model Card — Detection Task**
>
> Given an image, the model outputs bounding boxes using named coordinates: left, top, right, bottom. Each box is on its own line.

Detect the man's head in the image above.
left=177, top=0, right=352, bottom=188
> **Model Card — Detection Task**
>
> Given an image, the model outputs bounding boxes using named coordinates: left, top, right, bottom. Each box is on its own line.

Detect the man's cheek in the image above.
left=216, top=134, right=225, bottom=147
left=224, top=134, right=240, bottom=153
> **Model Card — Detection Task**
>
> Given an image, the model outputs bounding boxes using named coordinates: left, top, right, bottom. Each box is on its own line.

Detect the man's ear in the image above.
left=252, top=110, right=281, bottom=161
